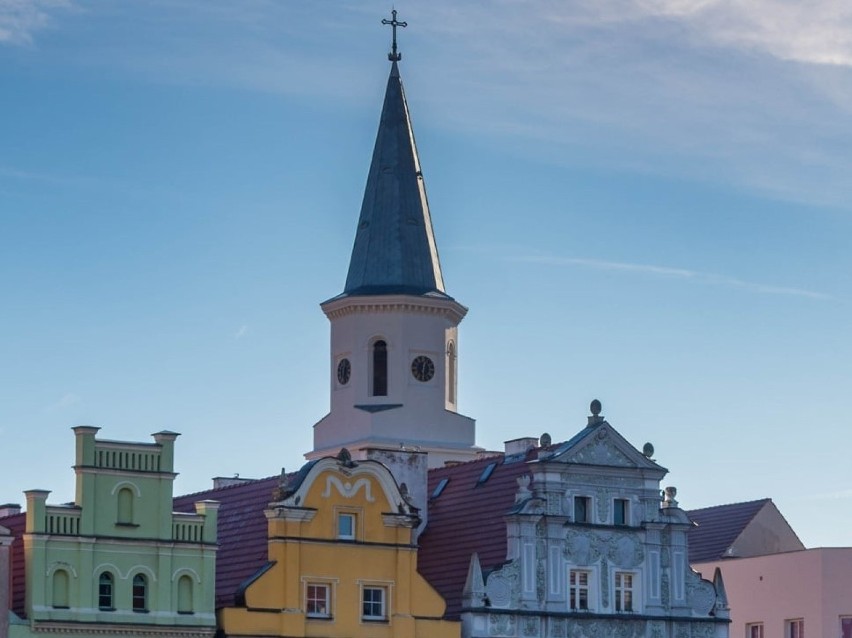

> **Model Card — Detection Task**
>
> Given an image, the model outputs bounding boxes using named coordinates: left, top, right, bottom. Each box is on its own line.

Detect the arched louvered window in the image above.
left=52, top=570, right=69, bottom=608
left=372, top=340, right=388, bottom=396
left=98, top=572, right=114, bottom=610
left=132, top=574, right=147, bottom=612
left=447, top=341, right=456, bottom=404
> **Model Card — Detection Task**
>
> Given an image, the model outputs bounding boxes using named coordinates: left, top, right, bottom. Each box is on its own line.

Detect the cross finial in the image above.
left=381, top=9, right=407, bottom=62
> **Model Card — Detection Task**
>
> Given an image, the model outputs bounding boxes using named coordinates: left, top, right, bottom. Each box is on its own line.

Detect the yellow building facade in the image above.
left=218, top=451, right=459, bottom=638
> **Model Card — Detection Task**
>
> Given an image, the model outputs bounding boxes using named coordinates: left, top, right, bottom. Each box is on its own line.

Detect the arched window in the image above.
left=117, top=487, right=133, bottom=525
left=52, top=570, right=69, bottom=608
left=98, top=572, right=114, bottom=610
left=372, top=340, right=388, bottom=396
left=177, top=575, right=193, bottom=614
left=132, top=574, right=147, bottom=612
left=447, top=341, right=456, bottom=404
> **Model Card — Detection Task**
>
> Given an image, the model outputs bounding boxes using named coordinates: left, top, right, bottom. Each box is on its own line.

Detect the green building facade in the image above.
left=12, top=427, right=218, bottom=638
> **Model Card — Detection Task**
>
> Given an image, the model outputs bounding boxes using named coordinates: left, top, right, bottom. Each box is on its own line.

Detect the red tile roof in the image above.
left=686, top=498, right=770, bottom=563
left=173, top=476, right=279, bottom=608
left=0, top=512, right=26, bottom=618
left=417, top=452, right=533, bottom=618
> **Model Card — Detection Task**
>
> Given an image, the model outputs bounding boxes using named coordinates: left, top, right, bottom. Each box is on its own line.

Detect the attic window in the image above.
left=431, top=478, right=449, bottom=500
left=477, top=462, right=498, bottom=485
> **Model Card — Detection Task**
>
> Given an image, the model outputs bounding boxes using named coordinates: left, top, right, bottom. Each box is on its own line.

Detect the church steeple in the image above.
left=311, top=16, right=479, bottom=472
left=343, top=33, right=446, bottom=298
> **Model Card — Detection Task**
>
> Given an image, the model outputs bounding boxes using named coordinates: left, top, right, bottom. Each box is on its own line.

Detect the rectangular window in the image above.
left=614, top=499, right=629, bottom=525
left=569, top=570, right=590, bottom=611
left=842, top=617, right=852, bottom=638
left=574, top=496, right=590, bottom=523
left=614, top=572, right=633, bottom=612
left=746, top=623, right=764, bottom=638
left=786, top=619, right=804, bottom=638
left=338, top=513, right=355, bottom=540
left=362, top=586, right=387, bottom=621
left=306, top=584, right=330, bottom=618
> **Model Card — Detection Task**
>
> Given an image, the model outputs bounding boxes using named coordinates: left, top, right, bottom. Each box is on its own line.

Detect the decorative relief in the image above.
left=550, top=618, right=567, bottom=637
left=687, top=578, right=717, bottom=616
left=661, top=572, right=670, bottom=609
left=547, top=492, right=562, bottom=515
left=522, top=616, right=539, bottom=637
left=691, top=622, right=715, bottom=638
left=486, top=560, right=520, bottom=608
left=596, top=489, right=609, bottom=523
left=321, top=476, right=375, bottom=502
left=675, top=623, right=690, bottom=638
left=567, top=436, right=636, bottom=468
left=608, top=533, right=644, bottom=568
left=564, top=530, right=601, bottom=566
left=564, top=619, right=644, bottom=638
left=649, top=621, right=666, bottom=638
left=600, top=557, right=609, bottom=608
left=488, top=614, right=516, bottom=637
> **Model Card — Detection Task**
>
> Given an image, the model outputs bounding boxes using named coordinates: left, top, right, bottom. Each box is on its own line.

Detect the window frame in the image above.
left=746, top=622, right=764, bottom=638
left=371, top=339, right=388, bottom=397
left=786, top=618, right=804, bottom=638
left=574, top=496, right=591, bottom=523
left=132, top=573, right=148, bottom=613
left=569, top=569, right=591, bottom=611
left=361, top=585, right=388, bottom=622
left=337, top=512, right=356, bottom=540
left=841, top=616, right=852, bottom=638
left=614, top=571, right=635, bottom=612
left=305, top=583, right=332, bottom=619
left=98, top=572, right=114, bottom=611
left=613, top=498, right=629, bottom=526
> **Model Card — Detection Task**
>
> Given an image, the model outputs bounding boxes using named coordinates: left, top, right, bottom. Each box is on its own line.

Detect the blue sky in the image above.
left=1, top=1, right=850, bottom=547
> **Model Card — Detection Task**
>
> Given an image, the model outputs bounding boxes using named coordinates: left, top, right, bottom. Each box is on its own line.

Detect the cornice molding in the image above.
left=321, top=294, right=467, bottom=324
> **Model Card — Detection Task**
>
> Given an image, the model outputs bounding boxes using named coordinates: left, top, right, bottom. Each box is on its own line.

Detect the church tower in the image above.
left=309, top=16, right=481, bottom=468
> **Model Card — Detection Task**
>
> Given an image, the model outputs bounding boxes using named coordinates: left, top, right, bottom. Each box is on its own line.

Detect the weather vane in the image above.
left=382, top=9, right=407, bottom=62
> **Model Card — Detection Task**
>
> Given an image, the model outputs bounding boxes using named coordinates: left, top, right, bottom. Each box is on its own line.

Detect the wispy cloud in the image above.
left=45, top=392, right=81, bottom=412
left=0, top=0, right=70, bottom=46
left=808, top=488, right=852, bottom=500
left=234, top=325, right=248, bottom=339
left=514, top=254, right=833, bottom=300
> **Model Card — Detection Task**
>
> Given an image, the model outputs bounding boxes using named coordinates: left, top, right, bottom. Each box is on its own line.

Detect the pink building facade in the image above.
left=694, top=548, right=852, bottom=638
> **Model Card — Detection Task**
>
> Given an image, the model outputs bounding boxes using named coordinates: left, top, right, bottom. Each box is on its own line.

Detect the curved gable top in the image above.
left=276, top=456, right=418, bottom=517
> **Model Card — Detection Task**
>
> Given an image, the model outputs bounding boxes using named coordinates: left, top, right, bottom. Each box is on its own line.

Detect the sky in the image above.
left=1, top=1, right=850, bottom=548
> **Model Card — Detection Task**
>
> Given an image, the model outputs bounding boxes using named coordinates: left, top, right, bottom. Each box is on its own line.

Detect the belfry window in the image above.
left=447, top=341, right=456, bottom=404
left=372, top=340, right=388, bottom=396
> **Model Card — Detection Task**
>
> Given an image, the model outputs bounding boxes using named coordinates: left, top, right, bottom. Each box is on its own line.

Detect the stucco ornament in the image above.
left=687, top=576, right=717, bottom=616
left=488, top=613, right=516, bottom=636
left=486, top=560, right=520, bottom=608
left=550, top=617, right=567, bottom=637
left=564, top=530, right=602, bottom=565
left=522, top=616, right=539, bottom=636
left=567, top=428, right=637, bottom=468
left=606, top=532, right=644, bottom=568
left=321, top=475, right=375, bottom=502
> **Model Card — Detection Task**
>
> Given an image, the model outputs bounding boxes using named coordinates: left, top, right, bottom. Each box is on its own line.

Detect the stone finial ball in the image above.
left=590, top=399, right=602, bottom=416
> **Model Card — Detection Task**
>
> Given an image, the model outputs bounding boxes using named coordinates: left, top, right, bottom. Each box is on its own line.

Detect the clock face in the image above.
left=410, top=355, right=435, bottom=382
left=337, top=358, right=351, bottom=385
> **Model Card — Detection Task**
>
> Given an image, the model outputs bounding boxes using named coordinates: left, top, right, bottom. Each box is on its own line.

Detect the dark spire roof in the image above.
left=342, top=61, right=448, bottom=298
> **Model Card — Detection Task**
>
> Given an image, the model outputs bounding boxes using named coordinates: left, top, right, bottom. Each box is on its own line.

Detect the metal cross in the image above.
left=381, top=9, right=407, bottom=62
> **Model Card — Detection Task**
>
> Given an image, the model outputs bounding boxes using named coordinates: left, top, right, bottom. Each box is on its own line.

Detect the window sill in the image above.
left=362, top=617, right=389, bottom=623
left=177, top=611, right=195, bottom=616
left=51, top=606, right=70, bottom=610
left=306, top=615, right=332, bottom=621
left=133, top=609, right=150, bottom=614
left=115, top=522, right=140, bottom=528
left=98, top=607, right=116, bottom=612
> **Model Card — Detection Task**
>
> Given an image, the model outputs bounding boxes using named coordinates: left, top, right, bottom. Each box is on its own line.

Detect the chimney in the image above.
left=504, top=437, right=539, bottom=456
left=0, top=504, right=21, bottom=519
left=212, top=476, right=255, bottom=490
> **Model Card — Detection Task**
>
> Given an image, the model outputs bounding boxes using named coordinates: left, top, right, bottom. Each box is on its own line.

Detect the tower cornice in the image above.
left=321, top=293, right=467, bottom=325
